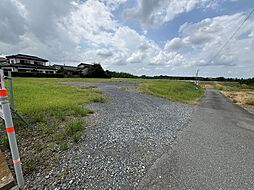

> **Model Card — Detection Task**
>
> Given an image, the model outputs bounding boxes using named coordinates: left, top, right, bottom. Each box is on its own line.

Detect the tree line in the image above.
left=105, top=70, right=254, bottom=86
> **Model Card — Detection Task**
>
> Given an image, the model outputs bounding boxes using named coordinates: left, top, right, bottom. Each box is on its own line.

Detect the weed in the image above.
left=23, top=159, right=36, bottom=173
left=65, top=120, right=83, bottom=135
left=72, top=134, right=81, bottom=143
left=33, top=143, right=42, bottom=153
left=60, top=142, right=68, bottom=151
left=0, top=136, right=9, bottom=150
left=48, top=142, right=57, bottom=152
left=52, top=131, right=65, bottom=142
left=40, top=124, right=54, bottom=135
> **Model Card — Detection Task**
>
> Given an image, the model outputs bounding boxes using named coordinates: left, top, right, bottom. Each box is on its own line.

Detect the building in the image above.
left=0, top=54, right=107, bottom=78
left=77, top=63, right=92, bottom=76
left=54, top=63, right=107, bottom=78
left=54, top=64, right=81, bottom=76
left=0, top=57, right=7, bottom=63
left=0, top=54, right=57, bottom=74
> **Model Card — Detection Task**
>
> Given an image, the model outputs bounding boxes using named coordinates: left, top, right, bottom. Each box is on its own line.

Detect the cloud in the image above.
left=124, top=0, right=216, bottom=26
left=96, top=49, right=113, bottom=57
left=0, top=0, right=253, bottom=77
left=100, top=0, right=128, bottom=10
left=164, top=37, right=186, bottom=50
left=164, top=12, right=254, bottom=68
left=0, top=0, right=26, bottom=43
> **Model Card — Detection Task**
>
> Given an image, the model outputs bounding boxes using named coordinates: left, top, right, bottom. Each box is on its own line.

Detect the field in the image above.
left=0, top=77, right=204, bottom=174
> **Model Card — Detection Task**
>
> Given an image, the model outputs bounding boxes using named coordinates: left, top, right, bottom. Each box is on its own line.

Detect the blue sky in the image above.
left=0, top=0, right=254, bottom=78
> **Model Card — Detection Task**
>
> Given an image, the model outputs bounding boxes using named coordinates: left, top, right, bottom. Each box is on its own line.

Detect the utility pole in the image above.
left=196, top=69, right=199, bottom=86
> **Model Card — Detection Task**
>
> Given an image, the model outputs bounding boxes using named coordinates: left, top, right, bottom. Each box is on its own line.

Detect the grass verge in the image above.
left=139, top=79, right=204, bottom=104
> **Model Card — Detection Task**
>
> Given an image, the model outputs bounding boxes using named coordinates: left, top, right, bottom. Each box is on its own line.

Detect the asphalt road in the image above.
left=138, top=89, right=254, bottom=190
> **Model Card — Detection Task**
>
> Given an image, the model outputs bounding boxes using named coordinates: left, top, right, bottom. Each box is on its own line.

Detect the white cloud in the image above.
left=124, top=0, right=242, bottom=26
left=164, top=12, right=254, bottom=71
left=0, top=0, right=253, bottom=77
left=124, top=0, right=217, bottom=26
left=100, top=0, right=128, bottom=10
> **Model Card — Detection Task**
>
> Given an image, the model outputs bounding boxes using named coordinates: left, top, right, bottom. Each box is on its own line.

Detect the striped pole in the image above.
left=0, top=72, right=24, bottom=189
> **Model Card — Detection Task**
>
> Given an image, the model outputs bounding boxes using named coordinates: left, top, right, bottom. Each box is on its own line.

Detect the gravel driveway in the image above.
left=27, top=81, right=195, bottom=189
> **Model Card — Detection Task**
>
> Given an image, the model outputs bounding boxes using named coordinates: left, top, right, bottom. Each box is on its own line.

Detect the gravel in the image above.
left=25, top=81, right=195, bottom=189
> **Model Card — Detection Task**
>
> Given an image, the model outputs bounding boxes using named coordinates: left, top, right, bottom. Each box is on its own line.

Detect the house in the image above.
left=0, top=53, right=108, bottom=78
left=54, top=63, right=108, bottom=78
left=54, top=64, right=81, bottom=77
left=77, top=63, right=92, bottom=76
left=0, top=57, right=7, bottom=63
left=0, top=54, right=57, bottom=74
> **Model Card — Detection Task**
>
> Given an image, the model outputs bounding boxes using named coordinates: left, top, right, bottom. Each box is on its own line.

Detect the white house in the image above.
left=0, top=54, right=57, bottom=74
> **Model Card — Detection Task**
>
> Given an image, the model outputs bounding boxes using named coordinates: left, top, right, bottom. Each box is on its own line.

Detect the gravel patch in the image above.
left=25, top=81, right=195, bottom=189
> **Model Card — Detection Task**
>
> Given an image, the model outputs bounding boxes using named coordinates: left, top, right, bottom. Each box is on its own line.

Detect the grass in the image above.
left=0, top=77, right=106, bottom=174
left=65, top=120, right=83, bottom=135
left=72, top=134, right=81, bottom=143
left=139, top=79, right=204, bottom=104
left=7, top=78, right=105, bottom=121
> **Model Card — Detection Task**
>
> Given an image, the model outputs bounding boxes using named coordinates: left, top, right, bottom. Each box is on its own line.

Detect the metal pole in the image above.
left=8, top=71, right=14, bottom=110
left=0, top=70, right=24, bottom=189
left=0, top=70, right=5, bottom=89
left=196, top=69, right=199, bottom=86
left=1, top=94, right=25, bottom=189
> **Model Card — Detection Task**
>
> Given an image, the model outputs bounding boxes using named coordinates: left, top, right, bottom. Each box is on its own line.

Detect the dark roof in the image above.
left=78, top=63, right=91, bottom=67
left=0, top=63, right=57, bottom=70
left=6, top=54, right=48, bottom=62
left=0, top=57, right=7, bottom=63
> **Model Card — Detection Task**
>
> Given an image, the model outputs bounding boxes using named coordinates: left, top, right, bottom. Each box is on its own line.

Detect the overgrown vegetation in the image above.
left=200, top=81, right=254, bottom=107
left=0, top=77, right=105, bottom=174
left=139, top=80, right=204, bottom=104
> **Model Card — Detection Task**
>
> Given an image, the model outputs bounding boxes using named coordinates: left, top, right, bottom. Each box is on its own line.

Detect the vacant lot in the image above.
left=23, top=80, right=196, bottom=189
left=0, top=78, right=204, bottom=182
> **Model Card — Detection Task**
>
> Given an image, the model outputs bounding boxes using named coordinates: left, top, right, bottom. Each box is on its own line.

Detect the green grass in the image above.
left=72, top=134, right=81, bottom=143
left=7, top=78, right=105, bottom=122
left=0, top=77, right=107, bottom=174
left=139, top=79, right=204, bottom=104
left=65, top=120, right=83, bottom=135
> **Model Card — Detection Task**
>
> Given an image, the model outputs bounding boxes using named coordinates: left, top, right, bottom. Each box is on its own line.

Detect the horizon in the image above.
left=0, top=0, right=254, bottom=78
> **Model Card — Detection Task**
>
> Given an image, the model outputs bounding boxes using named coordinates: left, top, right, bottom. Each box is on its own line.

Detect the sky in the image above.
left=0, top=0, right=254, bottom=78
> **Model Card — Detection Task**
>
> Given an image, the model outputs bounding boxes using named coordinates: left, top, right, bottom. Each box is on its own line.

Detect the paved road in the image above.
left=138, top=89, right=254, bottom=190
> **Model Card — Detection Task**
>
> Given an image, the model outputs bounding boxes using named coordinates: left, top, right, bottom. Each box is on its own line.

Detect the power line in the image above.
left=206, top=8, right=254, bottom=65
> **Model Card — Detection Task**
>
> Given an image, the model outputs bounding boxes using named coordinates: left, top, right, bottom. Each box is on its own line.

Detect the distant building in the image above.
left=77, top=63, right=92, bottom=76
left=0, top=54, right=57, bottom=74
left=0, top=57, right=7, bottom=64
left=54, top=63, right=107, bottom=78
left=54, top=64, right=81, bottom=76
left=0, top=53, right=108, bottom=78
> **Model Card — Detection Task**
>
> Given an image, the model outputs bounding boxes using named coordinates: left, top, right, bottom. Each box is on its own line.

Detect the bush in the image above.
left=12, top=72, right=64, bottom=78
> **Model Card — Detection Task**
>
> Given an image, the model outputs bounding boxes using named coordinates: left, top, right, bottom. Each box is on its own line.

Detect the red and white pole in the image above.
left=0, top=70, right=24, bottom=189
